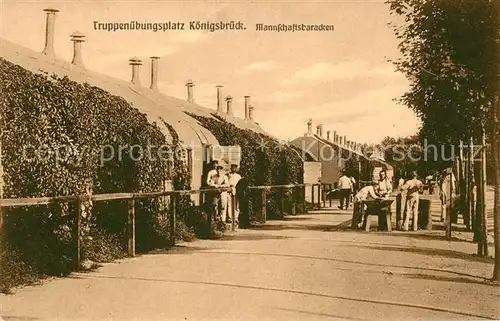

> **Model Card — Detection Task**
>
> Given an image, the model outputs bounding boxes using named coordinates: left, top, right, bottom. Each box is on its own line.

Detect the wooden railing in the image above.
left=0, top=183, right=326, bottom=267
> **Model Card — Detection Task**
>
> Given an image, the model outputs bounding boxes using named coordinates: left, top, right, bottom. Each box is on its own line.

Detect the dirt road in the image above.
left=1, top=208, right=498, bottom=320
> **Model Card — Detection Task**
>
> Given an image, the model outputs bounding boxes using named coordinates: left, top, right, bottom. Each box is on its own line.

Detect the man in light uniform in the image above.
left=402, top=171, right=424, bottom=231
left=352, top=181, right=380, bottom=229
left=226, top=164, right=242, bottom=223
left=338, top=170, right=353, bottom=210
left=206, top=164, right=230, bottom=222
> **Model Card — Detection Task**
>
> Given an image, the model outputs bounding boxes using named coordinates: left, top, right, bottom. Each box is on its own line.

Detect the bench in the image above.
left=361, top=199, right=395, bottom=232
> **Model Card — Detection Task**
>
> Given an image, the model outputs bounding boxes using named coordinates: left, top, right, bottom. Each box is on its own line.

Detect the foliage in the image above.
left=387, top=0, right=499, bottom=174
left=188, top=113, right=304, bottom=220
left=0, top=58, right=173, bottom=288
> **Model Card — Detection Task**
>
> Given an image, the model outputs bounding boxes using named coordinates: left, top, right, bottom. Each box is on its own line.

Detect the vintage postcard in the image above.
left=0, top=0, right=499, bottom=320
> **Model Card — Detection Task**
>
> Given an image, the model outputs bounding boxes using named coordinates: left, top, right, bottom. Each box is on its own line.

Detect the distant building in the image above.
left=289, top=120, right=393, bottom=189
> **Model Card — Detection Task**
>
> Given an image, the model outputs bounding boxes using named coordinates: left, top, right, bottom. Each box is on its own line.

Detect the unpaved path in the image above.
left=1, top=208, right=498, bottom=320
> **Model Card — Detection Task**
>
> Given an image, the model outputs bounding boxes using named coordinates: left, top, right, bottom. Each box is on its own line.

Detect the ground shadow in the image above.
left=1, top=316, right=40, bottom=321
left=273, top=307, right=367, bottom=320
left=341, top=243, right=495, bottom=264
left=219, top=233, right=294, bottom=241
left=402, top=273, right=499, bottom=288
left=367, top=231, right=473, bottom=244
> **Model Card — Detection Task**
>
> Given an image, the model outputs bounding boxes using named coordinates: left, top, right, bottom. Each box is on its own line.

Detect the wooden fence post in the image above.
left=303, top=185, right=307, bottom=214
left=329, top=184, right=332, bottom=207
left=322, top=184, right=326, bottom=207
left=170, top=194, right=176, bottom=246
left=281, top=187, right=285, bottom=216
left=311, top=185, right=315, bottom=210
left=128, top=199, right=135, bottom=257
left=261, top=189, right=267, bottom=223
left=291, top=186, right=296, bottom=215
left=76, top=197, right=82, bottom=269
left=231, top=194, right=235, bottom=232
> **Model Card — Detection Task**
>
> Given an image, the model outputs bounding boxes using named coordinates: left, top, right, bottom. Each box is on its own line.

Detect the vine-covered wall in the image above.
left=0, top=58, right=183, bottom=289
left=188, top=113, right=305, bottom=220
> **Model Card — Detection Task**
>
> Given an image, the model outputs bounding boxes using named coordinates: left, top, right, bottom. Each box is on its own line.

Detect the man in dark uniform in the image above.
left=235, top=176, right=250, bottom=228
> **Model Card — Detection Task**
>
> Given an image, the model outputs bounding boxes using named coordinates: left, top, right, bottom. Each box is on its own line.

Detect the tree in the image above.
left=387, top=0, right=500, bottom=278
left=492, top=0, right=500, bottom=283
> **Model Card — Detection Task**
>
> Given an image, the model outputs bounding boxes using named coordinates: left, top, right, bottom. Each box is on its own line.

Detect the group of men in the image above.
left=340, top=169, right=425, bottom=232
left=205, top=160, right=243, bottom=224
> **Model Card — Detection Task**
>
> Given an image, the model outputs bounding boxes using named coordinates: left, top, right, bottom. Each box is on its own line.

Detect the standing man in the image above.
left=402, top=170, right=424, bottom=231
left=377, top=170, right=393, bottom=198
left=338, top=170, right=353, bottom=210
left=227, top=164, right=242, bottom=224
left=396, top=172, right=407, bottom=230
left=206, top=164, right=229, bottom=222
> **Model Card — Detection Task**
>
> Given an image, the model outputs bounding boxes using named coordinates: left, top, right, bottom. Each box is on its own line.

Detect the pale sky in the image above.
left=0, top=0, right=421, bottom=144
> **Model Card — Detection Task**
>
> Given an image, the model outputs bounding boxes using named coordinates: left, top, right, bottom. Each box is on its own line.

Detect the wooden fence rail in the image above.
left=0, top=183, right=323, bottom=268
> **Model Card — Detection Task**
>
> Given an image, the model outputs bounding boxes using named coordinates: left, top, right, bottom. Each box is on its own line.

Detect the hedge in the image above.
left=0, top=58, right=190, bottom=291
left=187, top=113, right=305, bottom=221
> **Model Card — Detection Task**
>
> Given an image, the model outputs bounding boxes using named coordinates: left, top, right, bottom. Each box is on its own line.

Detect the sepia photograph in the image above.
left=0, top=0, right=499, bottom=320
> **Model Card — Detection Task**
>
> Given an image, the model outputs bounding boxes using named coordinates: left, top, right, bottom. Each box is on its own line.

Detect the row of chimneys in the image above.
left=40, top=8, right=256, bottom=122
left=305, top=119, right=383, bottom=159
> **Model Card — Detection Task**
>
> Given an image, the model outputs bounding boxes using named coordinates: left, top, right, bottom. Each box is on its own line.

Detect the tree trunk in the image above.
left=481, top=129, right=489, bottom=257
left=460, top=140, right=470, bottom=229
left=469, top=137, right=476, bottom=234
left=475, top=158, right=483, bottom=249
left=492, top=58, right=500, bottom=281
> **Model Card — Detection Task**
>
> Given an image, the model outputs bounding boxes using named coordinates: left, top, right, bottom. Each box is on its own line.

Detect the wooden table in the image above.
left=361, top=199, right=394, bottom=232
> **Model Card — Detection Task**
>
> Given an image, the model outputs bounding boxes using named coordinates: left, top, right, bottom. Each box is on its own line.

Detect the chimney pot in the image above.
left=249, top=105, right=255, bottom=122
left=70, top=31, right=85, bottom=67
left=326, top=130, right=331, bottom=141
left=42, top=8, right=59, bottom=58
left=186, top=79, right=195, bottom=103
left=316, top=124, right=323, bottom=137
left=149, top=56, right=160, bottom=91
left=307, top=119, right=313, bottom=136
left=339, top=136, right=343, bottom=146
left=244, top=96, right=251, bottom=120
left=129, top=57, right=142, bottom=85
left=225, top=95, right=233, bottom=116
left=343, top=135, right=347, bottom=147
left=216, top=85, right=224, bottom=113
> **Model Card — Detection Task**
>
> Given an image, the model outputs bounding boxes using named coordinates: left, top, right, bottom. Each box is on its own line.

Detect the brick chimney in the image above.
left=225, top=95, right=233, bottom=116
left=244, top=96, right=251, bottom=120
left=42, top=8, right=59, bottom=58
left=70, top=31, right=85, bottom=67
left=149, top=56, right=160, bottom=91
left=249, top=105, right=255, bottom=121
left=186, top=79, right=194, bottom=103
left=129, top=57, right=142, bottom=85
left=307, top=119, right=313, bottom=136
left=216, top=85, right=224, bottom=113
